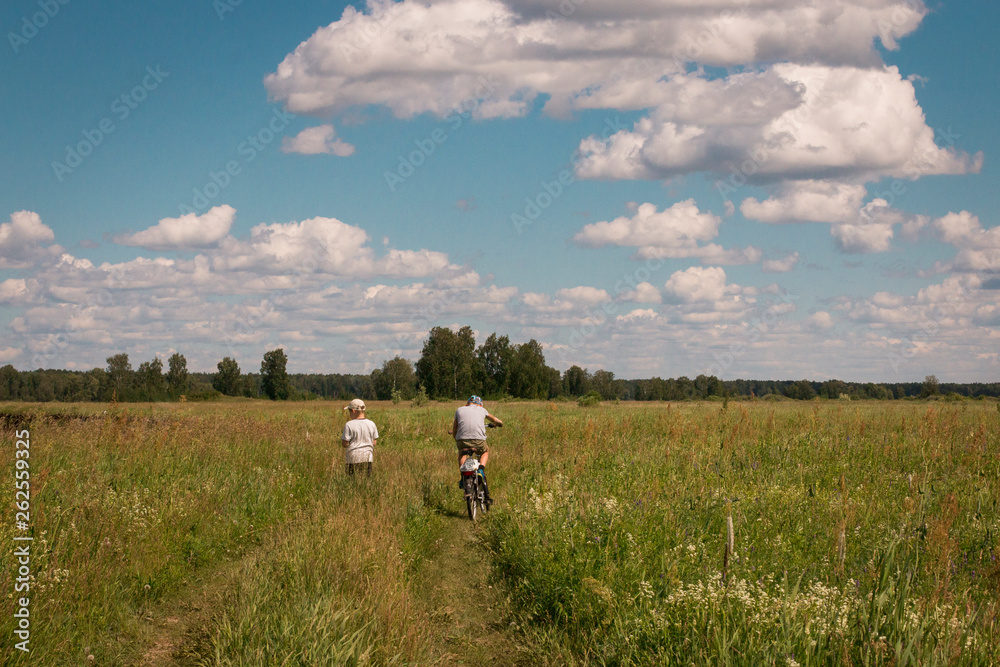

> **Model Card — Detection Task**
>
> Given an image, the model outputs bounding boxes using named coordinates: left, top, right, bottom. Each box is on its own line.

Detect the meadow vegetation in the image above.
left=1, top=399, right=997, bottom=665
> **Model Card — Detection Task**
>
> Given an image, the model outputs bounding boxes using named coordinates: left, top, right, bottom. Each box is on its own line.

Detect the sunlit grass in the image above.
left=1, top=399, right=997, bottom=665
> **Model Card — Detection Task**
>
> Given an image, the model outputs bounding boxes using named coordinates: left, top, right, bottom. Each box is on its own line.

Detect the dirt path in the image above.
left=135, top=514, right=530, bottom=666
left=412, top=512, right=533, bottom=666
left=135, top=558, right=239, bottom=667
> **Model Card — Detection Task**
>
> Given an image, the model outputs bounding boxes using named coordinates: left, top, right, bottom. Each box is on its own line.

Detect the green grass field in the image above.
left=2, top=399, right=998, bottom=665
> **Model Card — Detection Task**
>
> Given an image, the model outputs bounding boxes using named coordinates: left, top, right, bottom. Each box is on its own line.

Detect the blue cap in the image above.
left=468, top=395, right=483, bottom=405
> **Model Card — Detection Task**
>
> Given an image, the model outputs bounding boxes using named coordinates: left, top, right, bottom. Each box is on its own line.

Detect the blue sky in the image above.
left=1, top=0, right=997, bottom=382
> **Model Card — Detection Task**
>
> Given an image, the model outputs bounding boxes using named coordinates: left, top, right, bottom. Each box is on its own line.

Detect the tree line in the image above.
left=1, top=331, right=998, bottom=403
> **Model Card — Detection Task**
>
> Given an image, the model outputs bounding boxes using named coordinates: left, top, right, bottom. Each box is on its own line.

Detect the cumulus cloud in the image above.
left=741, top=181, right=868, bottom=224
left=0, top=211, right=59, bottom=269
left=931, top=211, right=1000, bottom=272
left=573, top=200, right=761, bottom=264
left=804, top=311, right=835, bottom=330
left=0, top=278, right=33, bottom=304
left=265, top=0, right=929, bottom=121
left=211, top=215, right=456, bottom=280
left=621, top=281, right=662, bottom=304
left=762, top=252, right=800, bottom=273
left=617, top=308, right=659, bottom=323
left=115, top=206, right=236, bottom=251
left=577, top=65, right=981, bottom=183
left=664, top=266, right=731, bottom=303
left=829, top=198, right=929, bottom=254
left=281, top=124, right=355, bottom=156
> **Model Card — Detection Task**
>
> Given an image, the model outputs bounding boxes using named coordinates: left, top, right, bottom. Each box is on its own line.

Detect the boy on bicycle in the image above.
left=448, top=395, right=502, bottom=503
left=342, top=398, right=378, bottom=477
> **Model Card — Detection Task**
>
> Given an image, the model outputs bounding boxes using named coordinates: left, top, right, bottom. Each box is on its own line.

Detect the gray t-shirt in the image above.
left=342, top=418, right=378, bottom=464
left=454, top=404, right=489, bottom=441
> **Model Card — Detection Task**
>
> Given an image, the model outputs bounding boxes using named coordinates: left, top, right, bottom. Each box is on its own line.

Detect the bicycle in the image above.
left=458, top=422, right=500, bottom=522
left=459, top=453, right=488, bottom=521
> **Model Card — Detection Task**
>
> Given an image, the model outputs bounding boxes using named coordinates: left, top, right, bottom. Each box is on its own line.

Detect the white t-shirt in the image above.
left=454, top=404, right=489, bottom=441
left=342, top=418, right=378, bottom=464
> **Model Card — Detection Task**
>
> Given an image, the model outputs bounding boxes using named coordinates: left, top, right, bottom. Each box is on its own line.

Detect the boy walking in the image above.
left=341, top=398, right=378, bottom=477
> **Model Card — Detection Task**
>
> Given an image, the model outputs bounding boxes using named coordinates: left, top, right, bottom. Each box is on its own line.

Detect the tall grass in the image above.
left=0, top=401, right=462, bottom=665
left=1, top=400, right=997, bottom=665
left=481, top=401, right=1000, bottom=665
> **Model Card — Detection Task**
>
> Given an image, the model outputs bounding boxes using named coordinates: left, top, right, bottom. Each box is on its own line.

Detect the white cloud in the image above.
left=617, top=308, right=659, bottom=323
left=804, top=311, right=835, bottom=330
left=115, top=205, right=236, bottom=251
left=281, top=124, right=356, bottom=156
left=621, top=281, right=662, bottom=304
left=265, top=0, right=930, bottom=121
left=0, top=278, right=33, bottom=304
left=577, top=65, right=981, bottom=183
left=555, top=286, right=611, bottom=307
left=664, top=266, right=731, bottom=303
left=741, top=181, right=867, bottom=224
left=829, top=198, right=926, bottom=254
left=573, top=200, right=760, bottom=265
left=0, top=211, right=59, bottom=269
left=762, top=252, right=800, bottom=273
left=931, top=211, right=1000, bottom=272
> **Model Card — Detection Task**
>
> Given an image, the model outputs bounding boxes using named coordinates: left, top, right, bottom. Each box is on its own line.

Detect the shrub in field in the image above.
left=578, top=390, right=602, bottom=407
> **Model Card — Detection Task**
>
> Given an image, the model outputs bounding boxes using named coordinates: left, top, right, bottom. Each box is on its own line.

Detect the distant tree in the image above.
left=920, top=374, right=940, bottom=398
left=546, top=366, right=563, bottom=399
left=239, top=374, right=258, bottom=398
left=83, top=368, right=105, bottom=401
left=509, top=339, right=549, bottom=399
left=476, top=333, right=513, bottom=397
left=213, top=357, right=243, bottom=396
left=563, top=365, right=590, bottom=397
left=260, top=349, right=292, bottom=400
left=784, top=379, right=817, bottom=400
left=591, top=369, right=617, bottom=400
left=106, top=353, right=133, bottom=401
left=136, top=358, right=166, bottom=401
left=0, top=365, right=21, bottom=401
left=820, top=379, right=849, bottom=399
left=166, top=353, right=189, bottom=397
left=373, top=356, right=416, bottom=400
left=415, top=326, right=477, bottom=399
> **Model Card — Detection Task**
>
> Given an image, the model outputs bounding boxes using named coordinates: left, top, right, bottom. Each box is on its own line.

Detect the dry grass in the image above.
left=1, top=399, right=997, bottom=665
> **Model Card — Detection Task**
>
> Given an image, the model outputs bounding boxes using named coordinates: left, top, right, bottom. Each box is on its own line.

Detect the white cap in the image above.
left=343, top=398, right=366, bottom=411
